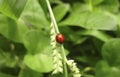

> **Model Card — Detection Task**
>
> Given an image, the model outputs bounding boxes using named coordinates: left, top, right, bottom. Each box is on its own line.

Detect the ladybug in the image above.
left=56, top=33, right=65, bottom=44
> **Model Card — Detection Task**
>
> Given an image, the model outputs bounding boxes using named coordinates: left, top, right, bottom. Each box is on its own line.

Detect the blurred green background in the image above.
left=0, top=0, right=120, bottom=77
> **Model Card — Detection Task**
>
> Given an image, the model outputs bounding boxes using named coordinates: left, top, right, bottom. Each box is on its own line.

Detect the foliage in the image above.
left=0, top=0, right=120, bottom=77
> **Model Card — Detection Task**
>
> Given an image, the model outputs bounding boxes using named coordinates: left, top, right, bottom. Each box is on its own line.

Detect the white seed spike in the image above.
left=67, top=60, right=81, bottom=77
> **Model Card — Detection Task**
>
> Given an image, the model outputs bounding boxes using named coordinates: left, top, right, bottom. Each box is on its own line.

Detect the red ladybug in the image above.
left=56, top=33, right=65, bottom=44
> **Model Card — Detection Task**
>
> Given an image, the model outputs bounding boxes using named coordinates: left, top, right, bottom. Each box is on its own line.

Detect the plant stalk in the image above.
left=61, top=45, right=68, bottom=77
left=46, top=0, right=68, bottom=77
left=46, top=0, right=60, bottom=34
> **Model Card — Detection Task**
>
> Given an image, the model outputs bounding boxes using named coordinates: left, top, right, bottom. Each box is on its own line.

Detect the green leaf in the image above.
left=21, top=0, right=49, bottom=30
left=18, top=67, right=43, bottom=77
left=48, top=73, right=63, bottom=77
left=95, top=60, right=120, bottom=77
left=116, top=13, right=120, bottom=26
left=60, top=11, right=117, bottom=31
left=0, top=49, right=17, bottom=68
left=71, top=3, right=90, bottom=13
left=59, top=26, right=87, bottom=44
left=0, top=14, right=29, bottom=43
left=69, top=35, right=87, bottom=44
left=0, top=49, right=6, bottom=67
left=0, top=36, right=11, bottom=51
left=84, top=0, right=104, bottom=5
left=24, top=53, right=53, bottom=73
left=77, top=30, right=112, bottom=42
left=116, top=13, right=120, bottom=37
left=0, top=72, right=15, bottom=77
left=53, top=3, right=70, bottom=22
left=23, top=30, right=50, bottom=54
left=0, top=0, right=27, bottom=20
left=75, top=56, right=99, bottom=66
left=95, top=61, right=111, bottom=77
left=102, top=38, right=120, bottom=66
left=97, top=0, right=119, bottom=13
left=38, top=0, right=48, bottom=17
left=83, top=74, right=95, bottom=77
left=38, top=0, right=62, bottom=16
